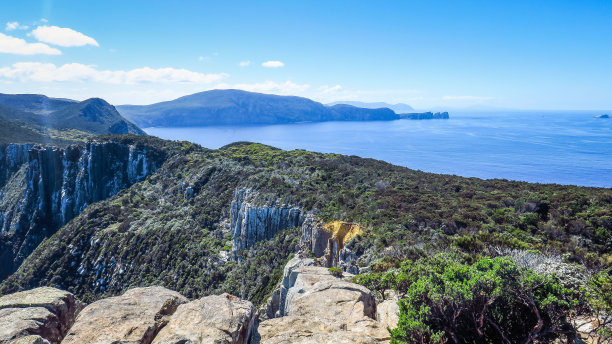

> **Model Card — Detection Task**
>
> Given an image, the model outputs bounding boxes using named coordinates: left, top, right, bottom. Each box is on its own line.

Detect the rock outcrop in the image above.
left=376, top=298, right=400, bottom=332
left=229, top=192, right=364, bottom=272
left=0, top=287, right=82, bottom=344
left=261, top=256, right=316, bottom=319
left=0, top=274, right=394, bottom=344
left=259, top=257, right=391, bottom=343
left=0, top=141, right=164, bottom=281
left=152, top=293, right=256, bottom=344
left=230, top=188, right=303, bottom=259
left=300, top=216, right=363, bottom=273
left=0, top=286, right=259, bottom=344
left=61, top=286, right=187, bottom=344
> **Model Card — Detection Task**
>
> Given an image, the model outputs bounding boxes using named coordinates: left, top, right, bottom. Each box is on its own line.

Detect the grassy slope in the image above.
left=1, top=136, right=610, bottom=304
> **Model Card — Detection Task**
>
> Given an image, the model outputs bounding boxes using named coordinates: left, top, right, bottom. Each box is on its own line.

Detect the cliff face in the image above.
left=0, top=141, right=163, bottom=281
left=230, top=190, right=362, bottom=272
left=230, top=188, right=303, bottom=259
left=300, top=216, right=363, bottom=273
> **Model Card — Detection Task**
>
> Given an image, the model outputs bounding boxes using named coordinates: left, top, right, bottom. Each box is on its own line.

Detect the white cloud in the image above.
left=5, top=22, right=18, bottom=31
left=0, top=33, right=61, bottom=55
left=442, top=95, right=493, bottom=101
left=239, top=60, right=251, bottom=67
left=262, top=60, right=284, bottom=68
left=0, top=62, right=229, bottom=84
left=318, top=84, right=342, bottom=93
left=198, top=56, right=204, bottom=61
left=31, top=26, right=99, bottom=47
left=217, top=80, right=310, bottom=94
left=5, top=22, right=29, bottom=31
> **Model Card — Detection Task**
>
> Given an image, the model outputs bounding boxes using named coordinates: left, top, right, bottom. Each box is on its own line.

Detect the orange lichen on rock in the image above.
left=322, top=221, right=363, bottom=251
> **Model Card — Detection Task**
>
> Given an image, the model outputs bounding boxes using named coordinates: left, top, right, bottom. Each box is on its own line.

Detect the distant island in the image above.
left=594, top=114, right=609, bottom=118
left=117, top=89, right=449, bottom=127
left=327, top=100, right=415, bottom=113
left=400, top=111, right=450, bottom=120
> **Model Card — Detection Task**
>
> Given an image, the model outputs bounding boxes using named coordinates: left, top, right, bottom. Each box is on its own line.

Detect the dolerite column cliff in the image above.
left=0, top=141, right=163, bottom=281
left=230, top=188, right=303, bottom=260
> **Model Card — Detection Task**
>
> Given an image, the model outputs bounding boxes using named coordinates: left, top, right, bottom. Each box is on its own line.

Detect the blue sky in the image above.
left=0, top=0, right=611, bottom=109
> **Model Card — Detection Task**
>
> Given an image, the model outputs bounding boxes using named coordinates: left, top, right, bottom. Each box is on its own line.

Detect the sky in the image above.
left=0, top=0, right=611, bottom=110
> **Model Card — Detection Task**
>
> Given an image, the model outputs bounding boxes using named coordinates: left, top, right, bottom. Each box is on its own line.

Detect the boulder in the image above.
left=376, top=298, right=400, bottom=331
left=152, top=293, right=256, bottom=344
left=258, top=259, right=390, bottom=343
left=287, top=279, right=376, bottom=323
left=61, top=286, right=187, bottom=344
left=0, top=287, right=82, bottom=344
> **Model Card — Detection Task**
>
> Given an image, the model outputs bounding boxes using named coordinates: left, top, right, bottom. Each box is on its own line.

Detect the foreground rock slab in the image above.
left=258, top=258, right=390, bottom=343
left=60, top=286, right=187, bottom=344
left=9, top=335, right=51, bottom=344
left=0, top=287, right=82, bottom=344
left=376, top=298, right=400, bottom=332
left=152, top=293, right=256, bottom=344
left=258, top=316, right=381, bottom=344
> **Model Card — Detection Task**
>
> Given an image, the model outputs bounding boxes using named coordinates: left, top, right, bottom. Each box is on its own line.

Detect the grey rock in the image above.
left=258, top=258, right=390, bottom=343
left=262, top=256, right=315, bottom=319
left=376, top=298, right=400, bottom=331
left=230, top=188, right=303, bottom=259
left=61, top=286, right=187, bottom=344
left=152, top=293, right=256, bottom=344
left=0, top=287, right=82, bottom=344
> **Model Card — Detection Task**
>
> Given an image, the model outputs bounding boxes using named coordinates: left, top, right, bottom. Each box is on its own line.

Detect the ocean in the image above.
left=145, top=111, right=612, bottom=188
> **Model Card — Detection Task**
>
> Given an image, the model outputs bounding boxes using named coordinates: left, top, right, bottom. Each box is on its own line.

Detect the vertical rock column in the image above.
left=230, top=188, right=303, bottom=260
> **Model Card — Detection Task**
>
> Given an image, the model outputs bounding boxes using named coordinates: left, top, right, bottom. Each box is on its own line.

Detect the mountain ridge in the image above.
left=0, top=94, right=146, bottom=144
left=117, top=89, right=413, bottom=127
left=327, top=100, right=415, bottom=113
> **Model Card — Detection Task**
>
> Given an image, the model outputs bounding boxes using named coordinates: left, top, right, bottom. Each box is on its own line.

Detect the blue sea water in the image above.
left=145, top=111, right=612, bottom=188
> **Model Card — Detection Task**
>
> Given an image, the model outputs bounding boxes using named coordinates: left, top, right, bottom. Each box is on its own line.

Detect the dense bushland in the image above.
left=0, top=136, right=609, bottom=319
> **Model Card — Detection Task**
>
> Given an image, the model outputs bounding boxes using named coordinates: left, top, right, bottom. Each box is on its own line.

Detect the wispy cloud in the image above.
left=217, top=80, right=309, bottom=94
left=262, top=60, right=284, bottom=68
left=0, top=33, right=61, bottom=55
left=0, top=62, right=229, bottom=84
left=5, top=21, right=29, bottom=31
left=318, top=84, right=342, bottom=93
left=31, top=26, right=98, bottom=47
left=239, top=60, right=251, bottom=67
left=442, top=95, right=493, bottom=101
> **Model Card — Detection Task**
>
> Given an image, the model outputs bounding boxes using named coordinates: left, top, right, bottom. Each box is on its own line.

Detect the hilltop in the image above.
left=0, top=93, right=145, bottom=144
left=117, top=89, right=403, bottom=127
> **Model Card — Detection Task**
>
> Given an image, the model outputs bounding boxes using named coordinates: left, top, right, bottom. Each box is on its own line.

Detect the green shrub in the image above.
left=586, top=269, right=612, bottom=340
left=390, top=255, right=578, bottom=344
left=328, top=267, right=343, bottom=277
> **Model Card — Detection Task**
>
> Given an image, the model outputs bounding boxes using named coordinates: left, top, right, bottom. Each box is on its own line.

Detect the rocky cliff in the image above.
left=230, top=188, right=303, bottom=260
left=229, top=189, right=365, bottom=273
left=0, top=140, right=164, bottom=281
